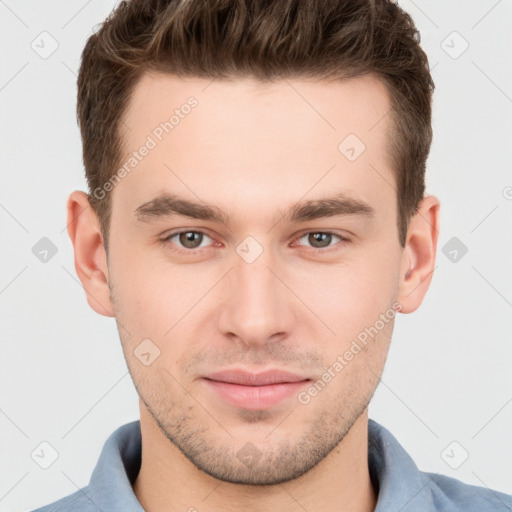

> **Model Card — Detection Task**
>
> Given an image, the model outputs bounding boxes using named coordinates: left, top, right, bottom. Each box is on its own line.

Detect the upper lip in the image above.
left=203, top=369, right=310, bottom=386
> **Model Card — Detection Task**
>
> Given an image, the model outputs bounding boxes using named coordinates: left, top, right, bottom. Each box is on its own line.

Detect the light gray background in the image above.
left=1, top=1, right=511, bottom=511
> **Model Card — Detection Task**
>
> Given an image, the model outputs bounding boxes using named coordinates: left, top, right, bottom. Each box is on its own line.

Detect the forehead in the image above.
left=113, top=72, right=395, bottom=224
left=122, top=72, right=392, bottom=139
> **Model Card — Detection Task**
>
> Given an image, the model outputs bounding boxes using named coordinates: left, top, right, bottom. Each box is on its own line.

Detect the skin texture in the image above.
left=67, top=72, right=439, bottom=512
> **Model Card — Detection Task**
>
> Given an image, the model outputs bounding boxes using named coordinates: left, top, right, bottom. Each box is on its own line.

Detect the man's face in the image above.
left=106, top=72, right=406, bottom=484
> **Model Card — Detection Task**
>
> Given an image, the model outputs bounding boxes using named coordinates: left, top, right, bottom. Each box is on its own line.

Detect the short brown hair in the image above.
left=77, top=0, right=435, bottom=252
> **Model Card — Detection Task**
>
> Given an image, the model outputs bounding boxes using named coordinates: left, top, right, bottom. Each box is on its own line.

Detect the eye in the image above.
left=160, top=229, right=349, bottom=256
left=162, top=230, right=215, bottom=252
left=293, top=231, right=349, bottom=252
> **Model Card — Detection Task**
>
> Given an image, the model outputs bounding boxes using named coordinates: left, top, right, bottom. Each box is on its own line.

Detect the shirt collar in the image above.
left=88, top=419, right=144, bottom=511
left=368, top=419, right=439, bottom=511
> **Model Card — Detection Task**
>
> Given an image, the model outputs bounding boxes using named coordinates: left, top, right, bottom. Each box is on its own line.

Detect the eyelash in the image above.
left=160, top=229, right=350, bottom=256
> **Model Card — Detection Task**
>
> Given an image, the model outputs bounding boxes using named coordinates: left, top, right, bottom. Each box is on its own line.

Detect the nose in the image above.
left=216, top=248, right=296, bottom=347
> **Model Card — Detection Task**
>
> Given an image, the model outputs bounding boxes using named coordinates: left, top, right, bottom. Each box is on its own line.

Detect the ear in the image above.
left=66, top=190, right=115, bottom=317
left=397, top=195, right=440, bottom=314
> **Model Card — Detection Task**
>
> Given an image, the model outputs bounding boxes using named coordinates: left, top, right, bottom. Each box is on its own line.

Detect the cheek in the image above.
left=108, top=242, right=203, bottom=331
left=108, top=248, right=223, bottom=382
left=290, top=247, right=402, bottom=342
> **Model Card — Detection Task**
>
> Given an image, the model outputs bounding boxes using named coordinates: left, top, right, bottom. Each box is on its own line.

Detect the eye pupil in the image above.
left=180, top=231, right=202, bottom=248
left=309, top=232, right=331, bottom=248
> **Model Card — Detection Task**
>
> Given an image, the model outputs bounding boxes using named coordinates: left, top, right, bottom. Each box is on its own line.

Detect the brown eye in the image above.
left=308, top=232, right=334, bottom=248
left=163, top=230, right=213, bottom=252
left=296, top=231, right=345, bottom=250
left=179, top=231, right=203, bottom=249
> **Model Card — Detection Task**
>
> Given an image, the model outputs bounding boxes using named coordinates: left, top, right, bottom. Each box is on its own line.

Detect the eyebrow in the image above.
left=133, top=192, right=375, bottom=225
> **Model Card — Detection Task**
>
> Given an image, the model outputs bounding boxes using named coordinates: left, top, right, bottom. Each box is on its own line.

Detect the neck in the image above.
left=133, top=404, right=377, bottom=512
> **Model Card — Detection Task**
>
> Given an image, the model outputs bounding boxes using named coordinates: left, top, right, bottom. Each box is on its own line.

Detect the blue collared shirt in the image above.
left=29, top=419, right=512, bottom=511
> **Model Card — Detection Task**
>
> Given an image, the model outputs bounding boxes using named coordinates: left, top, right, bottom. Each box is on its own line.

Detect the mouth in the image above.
left=201, top=369, right=311, bottom=410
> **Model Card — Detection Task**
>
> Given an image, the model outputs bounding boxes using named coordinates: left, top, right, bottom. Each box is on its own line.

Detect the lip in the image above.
left=201, top=369, right=311, bottom=410
left=204, top=369, right=309, bottom=386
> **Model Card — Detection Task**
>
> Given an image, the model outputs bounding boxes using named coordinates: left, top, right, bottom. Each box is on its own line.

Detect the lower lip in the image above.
left=202, top=378, right=310, bottom=410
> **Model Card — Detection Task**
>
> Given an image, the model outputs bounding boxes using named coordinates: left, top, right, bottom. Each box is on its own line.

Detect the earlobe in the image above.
left=397, top=195, right=440, bottom=314
left=66, top=190, right=115, bottom=317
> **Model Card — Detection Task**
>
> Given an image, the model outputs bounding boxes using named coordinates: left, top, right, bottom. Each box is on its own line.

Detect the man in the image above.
left=31, top=0, right=512, bottom=511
